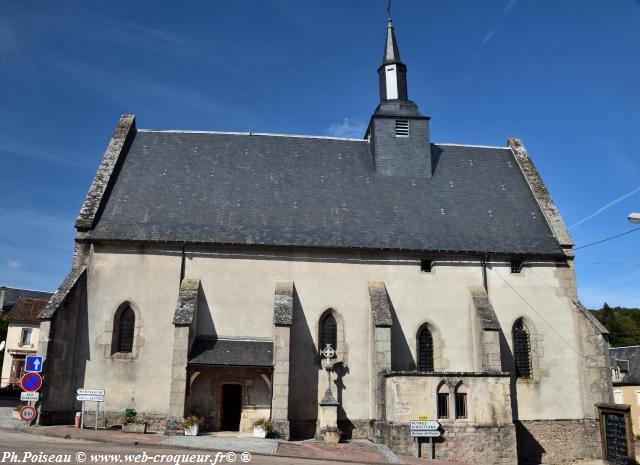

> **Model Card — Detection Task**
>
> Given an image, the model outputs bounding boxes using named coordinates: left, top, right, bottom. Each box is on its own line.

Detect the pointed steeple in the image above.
left=366, top=15, right=432, bottom=177
left=382, top=19, right=402, bottom=66
left=378, top=18, right=408, bottom=101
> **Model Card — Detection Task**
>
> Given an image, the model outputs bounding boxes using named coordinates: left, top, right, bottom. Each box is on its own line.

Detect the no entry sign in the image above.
left=21, top=372, right=43, bottom=392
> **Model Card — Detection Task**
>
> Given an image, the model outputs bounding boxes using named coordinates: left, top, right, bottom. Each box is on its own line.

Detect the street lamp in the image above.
left=629, top=213, right=640, bottom=224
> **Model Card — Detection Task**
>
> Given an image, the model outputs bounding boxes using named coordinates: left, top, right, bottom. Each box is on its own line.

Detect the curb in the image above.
left=0, top=425, right=395, bottom=465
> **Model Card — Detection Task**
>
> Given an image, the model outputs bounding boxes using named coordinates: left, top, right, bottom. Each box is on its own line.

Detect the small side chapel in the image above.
left=36, top=14, right=610, bottom=465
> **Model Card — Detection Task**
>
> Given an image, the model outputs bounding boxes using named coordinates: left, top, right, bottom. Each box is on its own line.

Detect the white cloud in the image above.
left=502, top=0, right=518, bottom=16
left=327, top=118, right=366, bottom=138
left=569, top=185, right=640, bottom=229
left=6, top=260, right=20, bottom=269
left=482, top=28, right=496, bottom=45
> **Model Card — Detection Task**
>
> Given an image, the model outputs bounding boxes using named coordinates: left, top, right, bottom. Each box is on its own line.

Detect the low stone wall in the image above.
left=38, top=410, right=75, bottom=426
left=375, top=421, right=517, bottom=465
left=81, top=411, right=168, bottom=433
left=338, top=419, right=371, bottom=440
left=516, top=419, right=602, bottom=465
left=270, top=419, right=290, bottom=439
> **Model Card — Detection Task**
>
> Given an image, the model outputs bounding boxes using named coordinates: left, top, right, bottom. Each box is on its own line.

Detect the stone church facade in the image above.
left=36, top=18, right=610, bottom=464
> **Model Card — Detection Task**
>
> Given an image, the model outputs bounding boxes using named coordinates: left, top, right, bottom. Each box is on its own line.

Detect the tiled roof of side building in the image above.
left=610, top=346, right=640, bottom=385
left=0, top=287, right=53, bottom=311
left=85, top=130, right=564, bottom=256
left=5, top=297, right=48, bottom=322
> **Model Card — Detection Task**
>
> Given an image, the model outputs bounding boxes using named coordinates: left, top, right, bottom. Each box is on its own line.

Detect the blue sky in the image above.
left=1, top=0, right=639, bottom=308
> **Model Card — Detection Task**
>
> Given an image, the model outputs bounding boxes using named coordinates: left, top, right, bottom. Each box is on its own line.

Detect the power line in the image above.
left=574, top=226, right=640, bottom=251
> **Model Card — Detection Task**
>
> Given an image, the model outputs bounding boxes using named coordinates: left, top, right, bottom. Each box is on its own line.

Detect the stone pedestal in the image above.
left=319, top=388, right=341, bottom=443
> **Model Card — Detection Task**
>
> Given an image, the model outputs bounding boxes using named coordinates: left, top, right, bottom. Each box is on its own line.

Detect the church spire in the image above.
left=378, top=18, right=408, bottom=101
left=382, top=19, right=402, bottom=66
left=366, top=11, right=431, bottom=177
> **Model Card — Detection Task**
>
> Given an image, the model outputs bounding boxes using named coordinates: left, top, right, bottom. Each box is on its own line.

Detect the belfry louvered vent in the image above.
left=395, top=119, right=409, bottom=137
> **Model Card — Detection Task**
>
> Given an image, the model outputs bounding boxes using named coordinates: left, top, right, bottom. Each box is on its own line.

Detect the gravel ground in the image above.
left=161, top=434, right=279, bottom=455
left=0, top=398, right=26, bottom=430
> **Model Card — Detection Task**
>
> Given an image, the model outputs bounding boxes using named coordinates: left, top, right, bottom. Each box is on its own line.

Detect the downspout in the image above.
left=481, top=254, right=488, bottom=294
left=180, top=244, right=186, bottom=283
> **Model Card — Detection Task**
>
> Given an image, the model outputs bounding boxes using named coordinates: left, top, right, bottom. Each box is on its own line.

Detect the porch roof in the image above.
left=188, top=338, right=273, bottom=368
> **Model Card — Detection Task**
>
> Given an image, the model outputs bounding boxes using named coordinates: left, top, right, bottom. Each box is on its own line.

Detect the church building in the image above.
left=36, top=16, right=611, bottom=464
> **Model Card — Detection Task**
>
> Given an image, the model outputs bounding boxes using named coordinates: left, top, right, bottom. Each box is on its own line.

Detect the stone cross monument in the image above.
left=319, top=344, right=341, bottom=443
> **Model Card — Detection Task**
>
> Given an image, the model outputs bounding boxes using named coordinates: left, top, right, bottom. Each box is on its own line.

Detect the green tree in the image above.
left=591, top=303, right=640, bottom=347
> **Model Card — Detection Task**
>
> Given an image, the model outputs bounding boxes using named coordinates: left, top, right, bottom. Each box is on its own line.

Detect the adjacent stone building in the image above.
left=1, top=297, right=49, bottom=388
left=36, top=17, right=611, bottom=464
left=610, top=346, right=640, bottom=436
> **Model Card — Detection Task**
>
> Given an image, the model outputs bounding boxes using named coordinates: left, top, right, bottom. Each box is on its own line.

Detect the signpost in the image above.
left=19, top=405, right=37, bottom=422
left=410, top=419, right=441, bottom=459
left=20, top=373, right=43, bottom=392
left=24, top=355, right=44, bottom=373
left=20, top=392, right=40, bottom=402
left=76, top=389, right=105, bottom=430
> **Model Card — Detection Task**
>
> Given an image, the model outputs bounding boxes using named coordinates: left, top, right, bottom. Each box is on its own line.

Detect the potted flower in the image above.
left=182, top=415, right=205, bottom=436
left=252, top=418, right=271, bottom=438
left=122, top=413, right=147, bottom=433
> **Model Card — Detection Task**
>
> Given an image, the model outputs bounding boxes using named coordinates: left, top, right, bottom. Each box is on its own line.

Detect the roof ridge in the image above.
left=435, top=142, right=508, bottom=150
left=137, top=129, right=366, bottom=143
left=0, top=286, right=52, bottom=293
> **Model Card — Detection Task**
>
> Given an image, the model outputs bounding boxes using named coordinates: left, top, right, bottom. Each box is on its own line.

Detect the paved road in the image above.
left=0, top=428, right=388, bottom=465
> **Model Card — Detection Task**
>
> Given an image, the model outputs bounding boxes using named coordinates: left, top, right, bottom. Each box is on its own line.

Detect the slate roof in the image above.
left=1, top=287, right=52, bottom=312
left=188, top=338, right=273, bottom=367
left=85, top=130, right=563, bottom=256
left=5, top=297, right=48, bottom=322
left=610, top=346, right=640, bottom=385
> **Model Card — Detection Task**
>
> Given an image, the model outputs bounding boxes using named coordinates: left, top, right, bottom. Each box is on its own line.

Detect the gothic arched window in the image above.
left=513, top=319, right=532, bottom=378
left=319, top=312, right=337, bottom=358
left=417, top=325, right=434, bottom=372
left=115, top=306, right=135, bottom=354
left=437, top=383, right=449, bottom=419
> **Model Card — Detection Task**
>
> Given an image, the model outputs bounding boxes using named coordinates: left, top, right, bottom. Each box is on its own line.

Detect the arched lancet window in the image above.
left=114, top=305, right=135, bottom=354
left=417, top=325, right=434, bottom=372
left=513, top=319, right=532, bottom=378
left=437, top=383, right=449, bottom=419
left=455, top=383, right=468, bottom=419
left=320, top=312, right=337, bottom=358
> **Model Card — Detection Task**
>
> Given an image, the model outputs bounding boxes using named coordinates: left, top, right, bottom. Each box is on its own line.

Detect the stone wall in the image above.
left=515, top=419, right=601, bottom=465
left=384, top=373, right=512, bottom=425
left=81, top=410, right=167, bottom=432
left=38, top=273, right=88, bottom=426
left=375, top=421, right=517, bottom=465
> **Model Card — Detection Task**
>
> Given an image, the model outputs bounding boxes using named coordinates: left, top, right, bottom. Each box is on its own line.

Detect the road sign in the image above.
left=77, top=389, right=105, bottom=396
left=25, top=355, right=43, bottom=373
left=76, top=395, right=104, bottom=402
left=20, top=372, right=43, bottom=392
left=20, top=392, right=40, bottom=402
left=19, top=405, right=37, bottom=422
left=410, top=420, right=440, bottom=431
left=411, top=430, right=441, bottom=437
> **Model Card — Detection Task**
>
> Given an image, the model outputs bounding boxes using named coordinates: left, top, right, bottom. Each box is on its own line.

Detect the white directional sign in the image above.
left=77, top=389, right=105, bottom=396
left=411, top=430, right=442, bottom=437
left=20, top=392, right=40, bottom=402
left=410, top=420, right=440, bottom=431
left=77, top=394, right=104, bottom=402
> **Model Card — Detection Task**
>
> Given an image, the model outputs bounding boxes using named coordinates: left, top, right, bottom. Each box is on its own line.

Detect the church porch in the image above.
left=186, top=338, right=274, bottom=433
